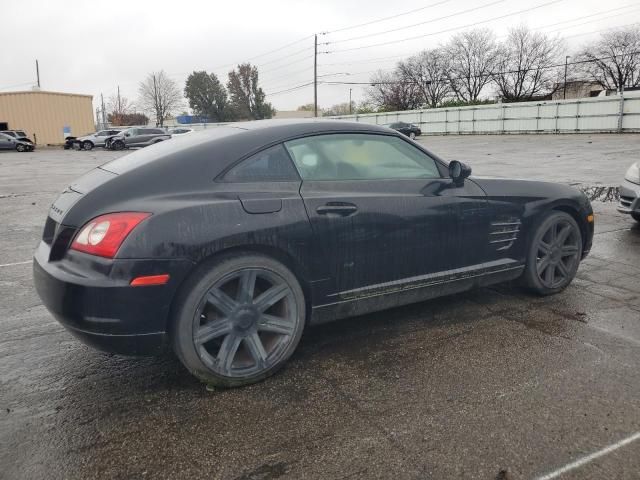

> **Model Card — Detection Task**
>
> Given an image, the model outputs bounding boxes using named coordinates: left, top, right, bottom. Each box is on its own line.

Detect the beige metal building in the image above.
left=0, top=90, right=94, bottom=145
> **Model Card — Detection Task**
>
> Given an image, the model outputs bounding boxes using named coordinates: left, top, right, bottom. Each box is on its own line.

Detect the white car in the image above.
left=618, top=162, right=640, bottom=223
left=76, top=129, right=125, bottom=150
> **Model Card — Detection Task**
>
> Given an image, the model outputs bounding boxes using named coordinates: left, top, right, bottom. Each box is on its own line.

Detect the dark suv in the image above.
left=106, top=127, right=171, bottom=150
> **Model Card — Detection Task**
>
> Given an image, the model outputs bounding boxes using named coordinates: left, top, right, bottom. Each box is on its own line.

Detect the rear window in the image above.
left=223, top=144, right=299, bottom=182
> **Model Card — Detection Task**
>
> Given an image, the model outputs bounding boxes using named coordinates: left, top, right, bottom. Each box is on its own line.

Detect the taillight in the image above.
left=70, top=212, right=151, bottom=258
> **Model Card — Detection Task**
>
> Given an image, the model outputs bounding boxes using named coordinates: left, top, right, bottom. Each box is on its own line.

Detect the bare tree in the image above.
left=397, top=48, right=452, bottom=108
left=445, top=29, right=499, bottom=102
left=107, top=87, right=133, bottom=126
left=366, top=69, right=421, bottom=112
left=138, top=71, right=183, bottom=126
left=577, top=26, right=640, bottom=92
left=492, top=26, right=564, bottom=101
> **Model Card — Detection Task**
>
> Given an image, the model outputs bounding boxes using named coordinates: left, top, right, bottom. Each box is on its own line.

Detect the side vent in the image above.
left=489, top=217, right=521, bottom=251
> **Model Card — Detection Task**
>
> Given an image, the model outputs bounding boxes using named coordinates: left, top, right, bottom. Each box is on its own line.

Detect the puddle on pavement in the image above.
left=576, top=185, right=620, bottom=203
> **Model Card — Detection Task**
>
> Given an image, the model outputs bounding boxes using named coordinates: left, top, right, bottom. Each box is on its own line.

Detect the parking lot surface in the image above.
left=1, top=134, right=639, bottom=480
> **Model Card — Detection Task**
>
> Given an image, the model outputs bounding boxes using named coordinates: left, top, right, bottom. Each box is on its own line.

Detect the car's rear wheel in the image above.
left=82, top=141, right=93, bottom=151
left=171, top=253, right=306, bottom=387
left=112, top=140, right=125, bottom=150
left=522, top=211, right=582, bottom=295
left=16, top=144, right=25, bottom=152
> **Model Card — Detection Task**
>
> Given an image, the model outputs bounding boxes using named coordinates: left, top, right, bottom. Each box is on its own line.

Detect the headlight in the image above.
left=624, top=162, right=640, bottom=185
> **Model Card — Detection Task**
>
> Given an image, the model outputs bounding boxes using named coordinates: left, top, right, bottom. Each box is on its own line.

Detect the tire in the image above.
left=522, top=211, right=582, bottom=295
left=632, top=212, right=640, bottom=223
left=82, top=141, right=94, bottom=151
left=16, top=144, right=25, bottom=152
left=409, top=132, right=416, bottom=139
left=112, top=140, right=125, bottom=151
left=171, top=253, right=306, bottom=388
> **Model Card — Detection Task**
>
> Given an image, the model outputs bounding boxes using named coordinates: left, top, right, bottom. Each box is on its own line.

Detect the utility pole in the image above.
left=563, top=55, right=570, bottom=100
left=35, top=59, right=40, bottom=88
left=314, top=34, right=318, bottom=117
left=349, top=88, right=352, bottom=114
left=100, top=93, right=106, bottom=127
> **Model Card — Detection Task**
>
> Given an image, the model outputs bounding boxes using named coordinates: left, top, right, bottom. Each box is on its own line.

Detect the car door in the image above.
left=124, top=128, right=139, bottom=146
left=0, top=134, right=14, bottom=149
left=285, top=133, right=475, bottom=298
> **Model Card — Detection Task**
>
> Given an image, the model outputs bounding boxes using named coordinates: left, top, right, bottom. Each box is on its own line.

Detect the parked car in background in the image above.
left=0, top=132, right=35, bottom=152
left=106, top=127, right=171, bottom=150
left=1, top=130, right=34, bottom=144
left=33, top=120, right=594, bottom=388
left=63, top=136, right=78, bottom=150
left=389, top=122, right=422, bottom=139
left=76, top=129, right=125, bottom=150
left=168, top=128, right=194, bottom=135
left=618, top=162, right=640, bottom=223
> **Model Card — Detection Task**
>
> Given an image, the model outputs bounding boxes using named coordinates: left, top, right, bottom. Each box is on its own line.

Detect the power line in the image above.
left=267, top=82, right=314, bottom=96
left=325, top=0, right=454, bottom=35
left=260, top=54, right=314, bottom=76
left=326, top=0, right=507, bottom=45
left=537, top=3, right=640, bottom=30
left=208, top=34, right=314, bottom=72
left=327, top=0, right=565, bottom=53
left=564, top=21, right=640, bottom=39
left=544, top=7, right=640, bottom=34
left=318, top=10, right=640, bottom=69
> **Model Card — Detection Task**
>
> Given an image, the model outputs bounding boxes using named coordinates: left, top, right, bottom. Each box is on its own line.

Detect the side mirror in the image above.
left=449, top=160, right=472, bottom=184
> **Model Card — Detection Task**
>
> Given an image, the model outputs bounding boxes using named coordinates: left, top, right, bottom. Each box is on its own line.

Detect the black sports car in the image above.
left=33, top=120, right=594, bottom=387
left=389, top=121, right=422, bottom=139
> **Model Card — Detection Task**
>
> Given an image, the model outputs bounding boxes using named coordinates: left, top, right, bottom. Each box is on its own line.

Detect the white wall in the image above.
left=330, top=94, right=640, bottom=134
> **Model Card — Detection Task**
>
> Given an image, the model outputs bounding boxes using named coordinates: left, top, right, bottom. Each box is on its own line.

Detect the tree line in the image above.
left=104, top=63, right=275, bottom=127
left=327, top=25, right=640, bottom=114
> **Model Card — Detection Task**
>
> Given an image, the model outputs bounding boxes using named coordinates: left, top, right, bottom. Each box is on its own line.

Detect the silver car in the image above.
left=107, top=127, right=172, bottom=150
left=0, top=133, right=35, bottom=152
left=76, top=129, right=124, bottom=150
left=618, top=162, right=640, bottom=223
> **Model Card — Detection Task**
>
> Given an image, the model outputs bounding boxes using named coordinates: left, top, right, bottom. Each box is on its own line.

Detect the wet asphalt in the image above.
left=1, top=134, right=639, bottom=480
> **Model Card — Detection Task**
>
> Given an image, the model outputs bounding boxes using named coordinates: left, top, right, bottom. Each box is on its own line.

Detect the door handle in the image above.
left=316, top=202, right=358, bottom=216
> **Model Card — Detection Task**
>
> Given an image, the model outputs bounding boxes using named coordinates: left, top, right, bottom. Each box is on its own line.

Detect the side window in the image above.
left=224, top=144, right=300, bottom=182
left=151, top=129, right=164, bottom=134
left=284, top=134, right=441, bottom=181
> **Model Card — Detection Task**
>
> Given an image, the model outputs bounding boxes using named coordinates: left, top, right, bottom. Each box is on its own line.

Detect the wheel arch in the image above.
left=166, top=243, right=314, bottom=333
left=551, top=204, right=589, bottom=253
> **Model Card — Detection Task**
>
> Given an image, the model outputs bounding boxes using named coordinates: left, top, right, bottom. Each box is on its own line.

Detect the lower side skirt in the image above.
left=309, top=265, right=524, bottom=325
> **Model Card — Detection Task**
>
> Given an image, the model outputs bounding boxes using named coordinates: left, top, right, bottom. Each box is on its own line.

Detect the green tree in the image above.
left=227, top=63, right=275, bottom=120
left=184, top=71, right=228, bottom=122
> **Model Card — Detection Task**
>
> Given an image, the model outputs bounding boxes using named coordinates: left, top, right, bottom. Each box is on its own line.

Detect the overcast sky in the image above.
left=1, top=0, right=639, bottom=115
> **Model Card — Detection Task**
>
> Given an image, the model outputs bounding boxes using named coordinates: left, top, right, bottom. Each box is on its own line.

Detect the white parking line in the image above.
left=0, top=260, right=32, bottom=268
left=536, top=431, right=640, bottom=480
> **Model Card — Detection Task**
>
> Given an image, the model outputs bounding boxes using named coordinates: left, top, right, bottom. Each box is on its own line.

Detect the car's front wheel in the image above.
left=631, top=212, right=640, bottom=223
left=409, top=132, right=416, bottom=139
left=171, top=253, right=306, bottom=387
left=15, top=144, right=25, bottom=152
left=522, top=211, right=582, bottom=295
left=82, top=141, right=93, bottom=151
left=112, top=140, right=125, bottom=150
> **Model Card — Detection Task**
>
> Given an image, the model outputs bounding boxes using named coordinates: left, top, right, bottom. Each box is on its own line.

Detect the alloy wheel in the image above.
left=16, top=144, right=25, bottom=152
left=535, top=218, right=580, bottom=288
left=193, top=268, right=298, bottom=378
